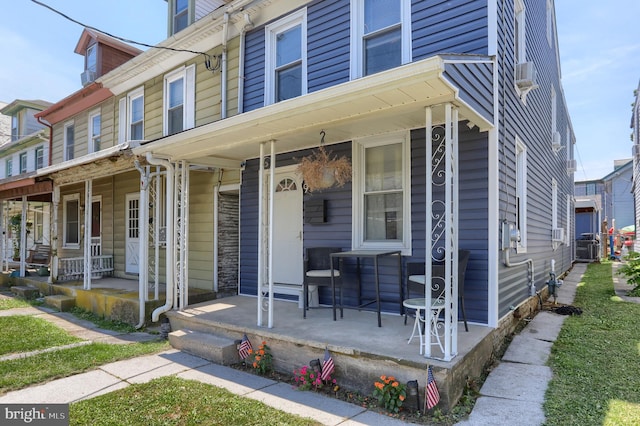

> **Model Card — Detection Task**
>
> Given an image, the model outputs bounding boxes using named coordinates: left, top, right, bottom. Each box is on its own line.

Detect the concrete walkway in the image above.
left=455, top=263, right=586, bottom=426
left=0, top=295, right=406, bottom=426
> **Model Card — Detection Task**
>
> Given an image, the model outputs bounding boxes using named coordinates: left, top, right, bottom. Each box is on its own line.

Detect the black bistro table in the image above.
left=330, top=249, right=402, bottom=327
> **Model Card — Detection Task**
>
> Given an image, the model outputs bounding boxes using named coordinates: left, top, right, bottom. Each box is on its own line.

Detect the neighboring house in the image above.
left=25, top=0, right=574, bottom=370
left=0, top=102, right=10, bottom=147
left=575, top=159, right=634, bottom=233
left=632, top=80, right=640, bottom=253
left=0, top=99, right=52, bottom=275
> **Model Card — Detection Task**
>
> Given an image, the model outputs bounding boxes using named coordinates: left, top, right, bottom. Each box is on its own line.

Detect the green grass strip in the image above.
left=0, top=315, right=83, bottom=355
left=70, top=376, right=322, bottom=426
left=0, top=340, right=169, bottom=394
left=545, top=262, right=640, bottom=425
left=0, top=296, right=31, bottom=310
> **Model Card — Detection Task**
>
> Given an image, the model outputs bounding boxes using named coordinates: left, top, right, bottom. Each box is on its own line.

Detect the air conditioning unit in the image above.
left=81, top=70, right=96, bottom=86
left=552, top=228, right=565, bottom=242
left=552, top=131, right=562, bottom=153
left=515, top=62, right=537, bottom=91
left=566, top=159, right=577, bottom=174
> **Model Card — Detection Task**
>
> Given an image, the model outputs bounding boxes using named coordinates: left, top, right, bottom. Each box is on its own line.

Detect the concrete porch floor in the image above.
left=166, top=295, right=496, bottom=411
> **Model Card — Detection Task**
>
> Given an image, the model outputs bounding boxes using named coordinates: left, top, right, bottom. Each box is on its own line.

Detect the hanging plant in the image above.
left=296, top=131, right=352, bottom=193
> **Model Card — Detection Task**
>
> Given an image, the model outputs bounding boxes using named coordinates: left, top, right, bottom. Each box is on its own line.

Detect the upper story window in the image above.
left=19, top=153, right=27, bottom=174
left=10, top=115, right=18, bottom=141
left=35, top=146, right=44, bottom=170
left=352, top=132, right=411, bottom=254
left=163, top=65, right=195, bottom=136
left=172, top=0, right=189, bottom=35
left=265, top=9, right=307, bottom=105
left=351, top=0, right=411, bottom=79
left=86, top=43, right=97, bottom=73
left=119, top=87, right=145, bottom=143
left=5, top=159, right=12, bottom=178
left=88, top=109, right=101, bottom=153
left=516, top=137, right=527, bottom=252
left=64, top=121, right=75, bottom=161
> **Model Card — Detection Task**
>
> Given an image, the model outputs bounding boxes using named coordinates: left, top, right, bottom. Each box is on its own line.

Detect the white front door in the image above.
left=125, top=193, right=140, bottom=274
left=271, top=167, right=303, bottom=285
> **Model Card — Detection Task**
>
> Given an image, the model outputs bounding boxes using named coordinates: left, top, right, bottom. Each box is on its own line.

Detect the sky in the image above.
left=1, top=0, right=639, bottom=182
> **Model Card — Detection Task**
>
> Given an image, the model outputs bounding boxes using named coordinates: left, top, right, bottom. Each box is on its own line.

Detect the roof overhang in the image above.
left=133, top=56, right=494, bottom=166
left=36, top=143, right=137, bottom=185
left=0, top=176, right=53, bottom=201
left=575, top=197, right=600, bottom=211
left=35, top=83, right=113, bottom=125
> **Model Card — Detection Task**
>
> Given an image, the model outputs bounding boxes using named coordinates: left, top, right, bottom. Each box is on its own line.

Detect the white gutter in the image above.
left=148, top=153, right=176, bottom=323
left=237, top=12, right=254, bottom=113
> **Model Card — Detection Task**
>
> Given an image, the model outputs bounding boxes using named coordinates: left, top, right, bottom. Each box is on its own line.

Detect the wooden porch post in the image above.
left=83, top=180, right=92, bottom=290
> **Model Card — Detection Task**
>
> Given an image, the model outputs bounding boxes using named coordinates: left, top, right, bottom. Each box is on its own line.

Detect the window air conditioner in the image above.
left=552, top=228, right=565, bottom=242
left=566, top=159, right=577, bottom=174
left=81, top=70, right=96, bottom=86
left=515, top=62, right=537, bottom=90
left=552, top=131, right=562, bottom=153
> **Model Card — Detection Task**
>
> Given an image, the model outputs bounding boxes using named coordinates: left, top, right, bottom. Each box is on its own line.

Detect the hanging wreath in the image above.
left=296, top=131, right=352, bottom=193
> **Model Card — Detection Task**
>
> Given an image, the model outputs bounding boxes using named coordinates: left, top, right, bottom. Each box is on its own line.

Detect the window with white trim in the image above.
left=352, top=132, right=411, bottom=254
left=63, top=194, right=80, bottom=248
left=19, top=152, right=27, bottom=174
left=121, top=87, right=144, bottom=142
left=565, top=195, right=571, bottom=245
left=35, top=146, right=44, bottom=170
left=171, top=0, right=189, bottom=35
left=163, top=65, right=195, bottom=136
left=88, top=109, right=101, bottom=153
left=11, top=115, right=18, bottom=141
left=551, top=178, right=558, bottom=230
left=551, top=86, right=557, bottom=135
left=5, top=159, right=12, bottom=178
left=351, top=0, right=411, bottom=78
left=64, top=121, right=75, bottom=161
left=514, top=0, right=526, bottom=65
left=516, top=137, right=527, bottom=252
left=86, top=43, right=97, bottom=73
left=265, top=9, right=307, bottom=105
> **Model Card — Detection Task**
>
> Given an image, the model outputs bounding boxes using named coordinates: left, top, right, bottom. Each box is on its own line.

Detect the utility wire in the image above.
left=30, top=0, right=221, bottom=71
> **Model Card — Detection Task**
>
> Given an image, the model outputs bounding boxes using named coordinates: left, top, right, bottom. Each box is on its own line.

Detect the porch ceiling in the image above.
left=133, top=57, right=493, bottom=166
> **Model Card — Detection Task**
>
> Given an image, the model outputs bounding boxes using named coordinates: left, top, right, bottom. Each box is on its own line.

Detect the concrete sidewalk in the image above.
left=0, top=297, right=406, bottom=425
left=455, top=263, right=586, bottom=426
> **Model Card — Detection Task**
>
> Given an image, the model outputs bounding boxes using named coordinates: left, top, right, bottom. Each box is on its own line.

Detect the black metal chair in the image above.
left=404, top=249, right=471, bottom=331
left=303, top=247, right=342, bottom=318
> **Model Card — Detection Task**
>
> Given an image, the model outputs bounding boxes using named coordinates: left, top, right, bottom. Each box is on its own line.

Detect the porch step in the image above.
left=44, top=295, right=76, bottom=312
left=168, top=329, right=239, bottom=366
left=10, top=285, right=40, bottom=300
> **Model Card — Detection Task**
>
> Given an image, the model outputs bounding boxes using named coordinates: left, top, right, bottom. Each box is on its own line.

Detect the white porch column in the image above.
left=425, top=103, right=459, bottom=361
left=50, top=187, right=59, bottom=283
left=19, top=196, right=27, bottom=277
left=176, top=160, right=189, bottom=310
left=83, top=180, right=92, bottom=290
left=257, top=142, right=265, bottom=326
left=268, top=140, right=275, bottom=328
left=136, top=160, right=150, bottom=328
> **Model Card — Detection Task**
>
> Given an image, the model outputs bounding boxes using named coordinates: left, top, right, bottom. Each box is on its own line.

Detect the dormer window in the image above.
left=173, top=0, right=189, bottom=34
left=11, top=115, right=18, bottom=141
left=86, top=43, right=97, bottom=73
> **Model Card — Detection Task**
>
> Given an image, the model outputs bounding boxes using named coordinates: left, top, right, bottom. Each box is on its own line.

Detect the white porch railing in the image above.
left=58, top=255, right=114, bottom=281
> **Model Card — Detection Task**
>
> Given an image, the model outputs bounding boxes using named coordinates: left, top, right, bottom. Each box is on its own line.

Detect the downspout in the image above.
left=237, top=12, right=254, bottom=114
left=147, top=153, right=176, bottom=323
left=221, top=12, right=229, bottom=119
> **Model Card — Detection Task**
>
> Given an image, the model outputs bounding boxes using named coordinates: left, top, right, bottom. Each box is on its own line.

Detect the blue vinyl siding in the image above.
left=243, top=29, right=265, bottom=112
left=496, top=0, right=574, bottom=318
left=412, top=0, right=489, bottom=59
left=307, top=0, right=351, bottom=92
left=444, top=60, right=494, bottom=124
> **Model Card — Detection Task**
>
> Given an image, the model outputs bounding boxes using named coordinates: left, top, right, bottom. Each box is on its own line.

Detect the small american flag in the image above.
left=238, top=334, right=252, bottom=360
left=320, top=347, right=335, bottom=381
left=425, top=365, right=440, bottom=410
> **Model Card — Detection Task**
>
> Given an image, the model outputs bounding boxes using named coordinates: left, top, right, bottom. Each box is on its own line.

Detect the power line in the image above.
left=30, top=0, right=221, bottom=72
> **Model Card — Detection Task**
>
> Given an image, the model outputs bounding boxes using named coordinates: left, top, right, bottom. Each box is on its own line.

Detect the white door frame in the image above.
left=125, top=192, right=140, bottom=274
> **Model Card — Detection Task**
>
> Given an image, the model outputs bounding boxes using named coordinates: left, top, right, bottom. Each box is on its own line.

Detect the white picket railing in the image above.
left=58, top=255, right=114, bottom=281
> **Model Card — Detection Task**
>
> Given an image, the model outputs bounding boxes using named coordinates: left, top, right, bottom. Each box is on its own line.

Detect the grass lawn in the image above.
left=0, top=315, right=83, bottom=355
left=70, top=376, right=322, bottom=426
left=0, top=295, right=31, bottom=310
left=544, top=262, right=640, bottom=425
left=0, top=340, right=169, bottom=394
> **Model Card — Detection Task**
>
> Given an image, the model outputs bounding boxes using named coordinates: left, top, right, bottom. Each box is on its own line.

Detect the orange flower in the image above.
left=259, top=349, right=265, bottom=355
left=392, top=381, right=399, bottom=387
left=380, top=375, right=387, bottom=381
left=247, top=349, right=253, bottom=354
left=399, top=395, right=405, bottom=401
left=374, top=382, right=384, bottom=390
left=262, top=341, right=267, bottom=346
left=252, top=362, right=258, bottom=368
left=255, top=356, right=261, bottom=361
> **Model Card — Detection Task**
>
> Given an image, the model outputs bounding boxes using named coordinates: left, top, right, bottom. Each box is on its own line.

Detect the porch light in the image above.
left=406, top=380, right=420, bottom=412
